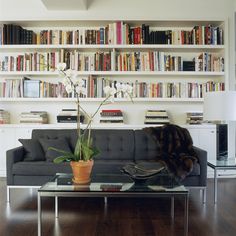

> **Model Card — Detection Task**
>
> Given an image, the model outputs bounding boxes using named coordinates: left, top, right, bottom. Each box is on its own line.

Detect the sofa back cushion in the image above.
left=19, top=139, right=45, bottom=161
left=38, top=137, right=72, bottom=162
left=134, top=130, right=160, bottom=161
left=32, top=129, right=78, bottom=151
left=90, top=129, right=135, bottom=161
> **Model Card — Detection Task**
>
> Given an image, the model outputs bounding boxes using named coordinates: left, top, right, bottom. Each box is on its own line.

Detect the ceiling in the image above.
left=41, top=0, right=88, bottom=10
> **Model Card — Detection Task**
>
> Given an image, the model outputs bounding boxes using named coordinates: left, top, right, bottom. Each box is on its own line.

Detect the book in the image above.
left=145, top=110, right=170, bottom=125
left=57, top=109, right=85, bottom=123
left=19, top=111, right=48, bottom=124
left=0, top=110, right=10, bottom=124
left=186, top=112, right=203, bottom=124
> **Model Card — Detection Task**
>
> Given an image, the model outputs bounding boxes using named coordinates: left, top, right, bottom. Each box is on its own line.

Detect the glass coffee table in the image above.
left=207, top=158, right=236, bottom=203
left=37, top=172, right=189, bottom=236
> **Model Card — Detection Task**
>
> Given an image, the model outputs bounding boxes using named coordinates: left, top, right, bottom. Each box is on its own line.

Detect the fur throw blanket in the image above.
left=144, top=124, right=199, bottom=180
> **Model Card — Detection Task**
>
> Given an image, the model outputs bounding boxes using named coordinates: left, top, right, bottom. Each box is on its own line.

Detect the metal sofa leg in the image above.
left=202, top=187, right=206, bottom=204
left=7, top=186, right=10, bottom=203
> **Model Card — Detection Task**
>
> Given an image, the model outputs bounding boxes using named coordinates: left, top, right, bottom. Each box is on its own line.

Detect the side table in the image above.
left=207, top=158, right=236, bottom=203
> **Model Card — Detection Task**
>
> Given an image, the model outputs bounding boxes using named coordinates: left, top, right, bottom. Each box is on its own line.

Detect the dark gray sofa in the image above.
left=6, top=129, right=207, bottom=201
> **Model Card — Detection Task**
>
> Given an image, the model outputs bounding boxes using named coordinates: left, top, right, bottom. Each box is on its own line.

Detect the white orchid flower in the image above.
left=76, top=86, right=86, bottom=95
left=121, top=83, right=128, bottom=93
left=65, top=69, right=74, bottom=78
left=126, top=84, right=133, bottom=94
left=65, top=84, right=73, bottom=93
left=103, top=86, right=112, bottom=95
left=115, top=82, right=122, bottom=92
left=104, top=86, right=117, bottom=98
left=62, top=77, right=70, bottom=86
left=57, top=63, right=67, bottom=71
left=75, top=79, right=85, bottom=88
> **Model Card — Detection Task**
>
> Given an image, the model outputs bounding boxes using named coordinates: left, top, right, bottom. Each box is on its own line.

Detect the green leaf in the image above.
left=74, top=139, right=81, bottom=160
left=81, top=143, right=94, bottom=161
left=53, top=156, right=73, bottom=163
left=48, top=146, right=73, bottom=156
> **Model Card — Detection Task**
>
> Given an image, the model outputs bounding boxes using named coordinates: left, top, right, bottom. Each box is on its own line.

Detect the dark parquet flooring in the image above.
left=0, top=178, right=236, bottom=236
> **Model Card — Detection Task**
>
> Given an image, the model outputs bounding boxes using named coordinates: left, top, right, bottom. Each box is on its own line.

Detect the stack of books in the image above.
left=57, top=109, right=85, bottom=123
left=186, top=112, right=203, bottom=124
left=0, top=110, right=10, bottom=124
left=100, top=109, right=124, bottom=124
left=144, top=110, right=170, bottom=125
left=20, top=111, right=48, bottom=124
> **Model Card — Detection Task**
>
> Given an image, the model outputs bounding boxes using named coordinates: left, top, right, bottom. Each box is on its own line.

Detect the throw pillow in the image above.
left=18, top=139, right=45, bottom=161
left=38, top=138, right=72, bottom=162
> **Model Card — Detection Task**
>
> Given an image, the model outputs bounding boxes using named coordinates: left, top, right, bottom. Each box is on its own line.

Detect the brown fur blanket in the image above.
left=144, top=124, right=199, bottom=180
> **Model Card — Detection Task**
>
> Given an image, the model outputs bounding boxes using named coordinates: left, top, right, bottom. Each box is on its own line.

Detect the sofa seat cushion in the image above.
left=12, top=161, right=71, bottom=176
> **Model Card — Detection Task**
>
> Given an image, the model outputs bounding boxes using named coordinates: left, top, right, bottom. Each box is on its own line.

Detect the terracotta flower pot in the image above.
left=70, top=160, right=94, bottom=184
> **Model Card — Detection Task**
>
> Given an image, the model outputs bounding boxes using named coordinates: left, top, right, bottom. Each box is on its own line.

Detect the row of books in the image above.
left=62, top=51, right=225, bottom=72
left=115, top=52, right=182, bottom=72
left=0, top=50, right=224, bottom=72
left=0, top=51, right=114, bottom=72
left=0, top=52, right=60, bottom=72
left=0, top=24, right=36, bottom=45
left=19, top=111, right=48, bottom=124
left=132, top=81, right=225, bottom=98
left=0, top=23, right=223, bottom=45
left=186, top=112, right=203, bottom=124
left=100, top=110, right=124, bottom=124
left=0, top=78, right=73, bottom=98
left=179, top=25, right=223, bottom=45
left=144, top=110, right=170, bottom=125
left=0, top=77, right=225, bottom=99
left=0, top=109, right=10, bottom=124
left=85, top=79, right=225, bottom=99
left=195, top=53, right=224, bottom=72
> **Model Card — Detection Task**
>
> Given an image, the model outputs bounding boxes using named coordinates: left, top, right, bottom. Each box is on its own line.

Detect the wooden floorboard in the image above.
left=0, top=178, right=236, bottom=236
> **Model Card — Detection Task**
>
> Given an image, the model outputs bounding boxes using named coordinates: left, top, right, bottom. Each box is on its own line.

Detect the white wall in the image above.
left=0, top=0, right=234, bottom=20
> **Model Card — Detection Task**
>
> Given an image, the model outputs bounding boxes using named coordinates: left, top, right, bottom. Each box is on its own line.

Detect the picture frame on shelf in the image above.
left=23, top=79, right=40, bottom=98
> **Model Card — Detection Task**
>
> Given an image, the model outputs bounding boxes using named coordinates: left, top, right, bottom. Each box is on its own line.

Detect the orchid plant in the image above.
left=52, top=63, right=133, bottom=163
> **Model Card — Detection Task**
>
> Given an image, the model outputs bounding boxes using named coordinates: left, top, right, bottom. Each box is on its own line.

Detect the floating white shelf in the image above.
left=0, top=97, right=204, bottom=102
left=0, top=123, right=215, bottom=129
left=0, top=71, right=224, bottom=76
left=0, top=44, right=225, bottom=50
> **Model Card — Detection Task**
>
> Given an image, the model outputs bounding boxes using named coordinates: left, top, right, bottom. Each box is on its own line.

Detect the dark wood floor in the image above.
left=0, top=178, right=236, bottom=236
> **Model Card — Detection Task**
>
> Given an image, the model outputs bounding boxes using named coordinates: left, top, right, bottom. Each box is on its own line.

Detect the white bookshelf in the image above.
left=0, top=19, right=227, bottom=125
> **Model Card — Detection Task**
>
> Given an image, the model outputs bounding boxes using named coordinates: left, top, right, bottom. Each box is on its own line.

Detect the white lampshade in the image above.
left=203, top=91, right=236, bottom=121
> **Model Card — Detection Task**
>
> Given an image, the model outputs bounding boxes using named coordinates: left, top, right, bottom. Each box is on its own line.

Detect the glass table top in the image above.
left=207, top=158, right=236, bottom=168
left=39, top=172, right=187, bottom=194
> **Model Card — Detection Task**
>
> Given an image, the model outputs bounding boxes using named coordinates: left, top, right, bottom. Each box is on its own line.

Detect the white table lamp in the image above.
left=203, top=91, right=236, bottom=159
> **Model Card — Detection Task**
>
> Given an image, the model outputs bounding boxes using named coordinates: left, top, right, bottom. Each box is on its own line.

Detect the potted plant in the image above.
left=50, top=63, right=133, bottom=184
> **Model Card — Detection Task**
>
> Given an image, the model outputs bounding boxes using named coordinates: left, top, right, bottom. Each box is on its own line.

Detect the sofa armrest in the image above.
left=193, top=146, right=207, bottom=186
left=6, top=146, right=25, bottom=185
